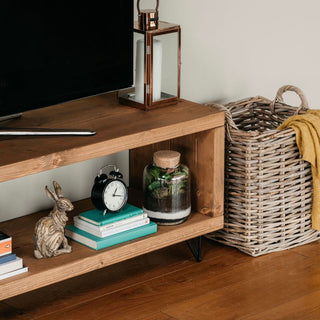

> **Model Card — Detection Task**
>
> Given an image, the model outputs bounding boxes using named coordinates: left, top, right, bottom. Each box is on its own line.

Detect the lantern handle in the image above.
left=137, top=0, right=159, bottom=15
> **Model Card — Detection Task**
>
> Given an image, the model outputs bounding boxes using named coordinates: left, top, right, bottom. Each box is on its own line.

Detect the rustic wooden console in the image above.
left=0, top=93, right=224, bottom=300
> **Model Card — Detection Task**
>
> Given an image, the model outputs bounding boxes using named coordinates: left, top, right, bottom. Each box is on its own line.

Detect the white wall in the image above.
left=1, top=0, right=319, bottom=221
left=157, top=0, right=320, bottom=107
left=0, top=153, right=129, bottom=222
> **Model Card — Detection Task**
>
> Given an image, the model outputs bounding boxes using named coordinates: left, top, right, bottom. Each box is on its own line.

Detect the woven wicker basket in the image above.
left=206, top=85, right=320, bottom=256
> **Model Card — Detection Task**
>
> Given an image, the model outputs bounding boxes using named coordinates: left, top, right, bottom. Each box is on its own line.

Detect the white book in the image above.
left=78, top=212, right=148, bottom=231
left=0, top=257, right=23, bottom=275
left=74, top=216, right=150, bottom=238
left=0, top=266, right=28, bottom=280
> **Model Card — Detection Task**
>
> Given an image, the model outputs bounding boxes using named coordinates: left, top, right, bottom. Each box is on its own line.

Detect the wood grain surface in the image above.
left=2, top=238, right=320, bottom=319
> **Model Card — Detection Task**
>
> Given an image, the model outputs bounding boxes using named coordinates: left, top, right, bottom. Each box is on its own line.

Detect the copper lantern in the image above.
left=119, top=0, right=181, bottom=110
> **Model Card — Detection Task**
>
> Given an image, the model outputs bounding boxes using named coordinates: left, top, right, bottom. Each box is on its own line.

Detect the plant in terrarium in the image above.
left=142, top=150, right=191, bottom=225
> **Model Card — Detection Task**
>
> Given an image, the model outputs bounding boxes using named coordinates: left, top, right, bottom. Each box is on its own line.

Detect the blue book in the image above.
left=79, top=204, right=143, bottom=226
left=0, top=253, right=16, bottom=265
left=65, top=222, right=157, bottom=250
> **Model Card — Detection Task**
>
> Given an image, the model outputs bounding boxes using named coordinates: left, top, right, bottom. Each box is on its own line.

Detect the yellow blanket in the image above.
left=278, top=109, right=320, bottom=230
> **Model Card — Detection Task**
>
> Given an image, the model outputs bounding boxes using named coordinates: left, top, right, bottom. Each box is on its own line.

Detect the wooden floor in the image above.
left=1, top=237, right=320, bottom=320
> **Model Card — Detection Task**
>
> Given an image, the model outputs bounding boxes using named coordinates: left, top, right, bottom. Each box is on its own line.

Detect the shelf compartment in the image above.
left=0, top=93, right=224, bottom=183
left=0, top=198, right=223, bottom=300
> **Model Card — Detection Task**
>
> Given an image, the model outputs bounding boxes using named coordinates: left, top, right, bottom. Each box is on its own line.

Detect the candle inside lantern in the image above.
left=135, top=39, right=162, bottom=103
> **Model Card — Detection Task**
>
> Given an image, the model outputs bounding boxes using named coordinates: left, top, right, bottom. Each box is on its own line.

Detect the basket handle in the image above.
left=206, top=103, right=238, bottom=140
left=271, top=85, right=309, bottom=114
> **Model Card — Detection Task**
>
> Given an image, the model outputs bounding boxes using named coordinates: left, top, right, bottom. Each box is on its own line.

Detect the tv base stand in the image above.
left=0, top=112, right=95, bottom=136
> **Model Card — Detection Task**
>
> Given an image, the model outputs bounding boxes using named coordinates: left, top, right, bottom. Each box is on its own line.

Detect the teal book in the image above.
left=65, top=222, right=157, bottom=250
left=79, top=204, right=143, bottom=226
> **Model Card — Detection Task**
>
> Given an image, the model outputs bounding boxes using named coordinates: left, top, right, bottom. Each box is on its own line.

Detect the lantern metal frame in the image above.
left=119, top=21, right=181, bottom=111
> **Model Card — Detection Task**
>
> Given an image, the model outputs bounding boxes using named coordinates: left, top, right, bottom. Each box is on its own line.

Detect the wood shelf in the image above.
left=0, top=198, right=223, bottom=300
left=0, top=93, right=225, bottom=300
left=0, top=93, right=223, bottom=183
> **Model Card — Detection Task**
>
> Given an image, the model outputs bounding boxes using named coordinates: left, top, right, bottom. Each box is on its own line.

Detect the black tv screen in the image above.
left=0, top=2, right=133, bottom=117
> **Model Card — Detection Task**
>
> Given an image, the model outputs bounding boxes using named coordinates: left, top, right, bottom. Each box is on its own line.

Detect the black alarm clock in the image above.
left=91, top=165, right=128, bottom=215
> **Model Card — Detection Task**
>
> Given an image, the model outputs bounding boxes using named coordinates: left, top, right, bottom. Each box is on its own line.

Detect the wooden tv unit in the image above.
left=0, top=92, right=224, bottom=300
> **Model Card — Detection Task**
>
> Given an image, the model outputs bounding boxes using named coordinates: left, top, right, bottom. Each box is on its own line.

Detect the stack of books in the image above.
left=0, top=231, right=28, bottom=280
left=65, top=204, right=157, bottom=250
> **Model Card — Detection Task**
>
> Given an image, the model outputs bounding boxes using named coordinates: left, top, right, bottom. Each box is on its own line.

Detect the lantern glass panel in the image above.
left=133, top=32, right=145, bottom=104
left=152, top=32, right=179, bottom=102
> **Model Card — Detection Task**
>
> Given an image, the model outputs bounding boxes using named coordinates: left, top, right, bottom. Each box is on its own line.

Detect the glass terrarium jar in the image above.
left=143, top=150, right=191, bottom=225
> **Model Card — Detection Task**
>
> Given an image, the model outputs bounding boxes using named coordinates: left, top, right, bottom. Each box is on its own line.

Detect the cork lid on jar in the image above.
left=153, top=150, right=180, bottom=168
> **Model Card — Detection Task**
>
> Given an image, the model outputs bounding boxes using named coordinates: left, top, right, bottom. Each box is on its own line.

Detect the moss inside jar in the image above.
left=143, top=150, right=191, bottom=225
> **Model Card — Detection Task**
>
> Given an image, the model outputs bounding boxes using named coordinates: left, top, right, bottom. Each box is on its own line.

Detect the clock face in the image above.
left=103, top=180, right=127, bottom=211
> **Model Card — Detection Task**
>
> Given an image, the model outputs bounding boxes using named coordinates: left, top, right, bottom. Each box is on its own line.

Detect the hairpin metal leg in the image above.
left=186, top=236, right=202, bottom=262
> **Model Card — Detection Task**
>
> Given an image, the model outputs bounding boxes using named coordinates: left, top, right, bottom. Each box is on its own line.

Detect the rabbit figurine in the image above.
left=33, top=181, right=73, bottom=259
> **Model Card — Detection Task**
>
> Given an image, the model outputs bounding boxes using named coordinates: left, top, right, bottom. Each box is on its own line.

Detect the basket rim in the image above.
left=223, top=96, right=304, bottom=141
left=207, top=85, right=309, bottom=142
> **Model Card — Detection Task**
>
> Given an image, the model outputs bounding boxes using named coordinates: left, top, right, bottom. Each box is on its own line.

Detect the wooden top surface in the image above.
left=0, top=93, right=224, bottom=182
